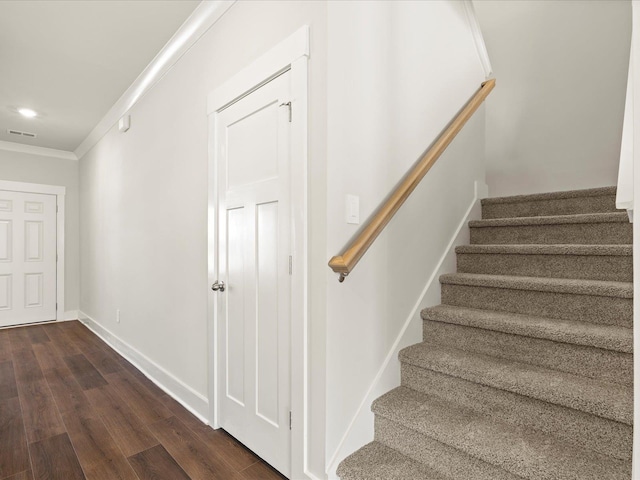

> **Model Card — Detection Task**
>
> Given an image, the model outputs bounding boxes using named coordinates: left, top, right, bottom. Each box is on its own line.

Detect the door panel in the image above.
left=0, top=275, right=10, bottom=310
left=25, top=273, right=43, bottom=308
left=256, top=200, right=280, bottom=427
left=0, top=190, right=57, bottom=327
left=25, top=221, right=44, bottom=261
left=25, top=201, right=44, bottom=214
left=227, top=102, right=280, bottom=189
left=0, top=220, right=11, bottom=261
left=215, top=71, right=292, bottom=477
left=0, top=199, right=12, bottom=212
left=226, top=206, right=246, bottom=406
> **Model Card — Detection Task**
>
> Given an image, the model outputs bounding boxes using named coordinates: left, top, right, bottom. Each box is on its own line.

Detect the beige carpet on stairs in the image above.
left=337, top=186, right=633, bottom=480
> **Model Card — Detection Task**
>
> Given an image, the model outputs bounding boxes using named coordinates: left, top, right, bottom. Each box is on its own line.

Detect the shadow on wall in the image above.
left=475, top=0, right=631, bottom=197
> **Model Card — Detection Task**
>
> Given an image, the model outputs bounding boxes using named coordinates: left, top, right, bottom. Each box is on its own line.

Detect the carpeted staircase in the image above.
left=337, top=186, right=633, bottom=480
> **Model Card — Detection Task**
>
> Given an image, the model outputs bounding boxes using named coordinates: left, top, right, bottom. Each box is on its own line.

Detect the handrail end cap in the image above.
left=328, top=255, right=350, bottom=274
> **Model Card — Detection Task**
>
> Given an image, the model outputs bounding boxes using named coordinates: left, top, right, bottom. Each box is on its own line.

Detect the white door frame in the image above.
left=0, top=180, right=66, bottom=322
left=207, top=26, right=310, bottom=479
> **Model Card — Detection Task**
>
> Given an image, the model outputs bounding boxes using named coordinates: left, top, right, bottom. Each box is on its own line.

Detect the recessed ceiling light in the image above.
left=18, top=108, right=37, bottom=118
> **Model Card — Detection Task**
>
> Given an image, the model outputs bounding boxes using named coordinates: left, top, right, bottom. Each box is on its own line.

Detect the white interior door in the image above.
left=214, top=71, right=292, bottom=476
left=0, top=190, right=57, bottom=328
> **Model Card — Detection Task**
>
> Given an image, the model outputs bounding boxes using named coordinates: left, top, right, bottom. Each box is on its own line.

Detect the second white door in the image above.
left=214, top=71, right=292, bottom=476
left=0, top=190, right=57, bottom=328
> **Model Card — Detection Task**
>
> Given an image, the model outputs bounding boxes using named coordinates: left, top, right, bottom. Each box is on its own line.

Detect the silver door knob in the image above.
left=211, top=281, right=225, bottom=292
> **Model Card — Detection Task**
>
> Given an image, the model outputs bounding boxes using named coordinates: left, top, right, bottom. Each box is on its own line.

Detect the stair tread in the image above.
left=481, top=186, right=616, bottom=205
left=469, top=212, right=628, bottom=228
left=338, top=186, right=632, bottom=480
left=373, top=386, right=630, bottom=480
left=421, top=305, right=632, bottom=353
left=399, top=343, right=632, bottom=424
left=440, top=272, right=633, bottom=298
left=455, top=244, right=632, bottom=256
left=336, top=441, right=451, bottom=480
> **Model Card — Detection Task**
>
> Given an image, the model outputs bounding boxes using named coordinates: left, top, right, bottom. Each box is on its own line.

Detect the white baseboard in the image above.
left=305, top=470, right=327, bottom=480
left=325, top=183, right=486, bottom=477
left=63, top=310, right=79, bottom=321
left=78, top=311, right=209, bottom=423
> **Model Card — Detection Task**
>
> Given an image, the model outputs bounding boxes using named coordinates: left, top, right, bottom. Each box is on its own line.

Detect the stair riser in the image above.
left=375, top=416, right=524, bottom=480
left=336, top=442, right=448, bottom=480
left=401, top=363, right=632, bottom=461
left=482, top=195, right=617, bottom=219
left=374, top=389, right=631, bottom=480
left=422, top=305, right=633, bottom=352
left=457, top=252, right=632, bottom=282
left=470, top=222, right=632, bottom=245
left=423, top=320, right=632, bottom=385
left=441, top=284, right=632, bottom=328
left=339, top=184, right=634, bottom=480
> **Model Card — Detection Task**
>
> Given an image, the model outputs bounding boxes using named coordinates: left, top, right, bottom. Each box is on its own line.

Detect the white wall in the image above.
left=79, top=1, right=327, bottom=477
left=79, top=1, right=487, bottom=478
left=0, top=149, right=79, bottom=316
left=475, top=0, right=632, bottom=197
left=324, top=0, right=487, bottom=473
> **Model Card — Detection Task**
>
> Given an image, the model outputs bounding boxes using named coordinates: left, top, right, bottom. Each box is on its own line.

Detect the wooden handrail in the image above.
left=328, top=79, right=496, bottom=282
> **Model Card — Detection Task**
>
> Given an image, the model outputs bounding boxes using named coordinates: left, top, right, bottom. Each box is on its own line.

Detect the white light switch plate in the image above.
left=346, top=194, right=360, bottom=224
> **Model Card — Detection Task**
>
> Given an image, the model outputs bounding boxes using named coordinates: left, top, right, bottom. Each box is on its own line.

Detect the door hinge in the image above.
left=288, top=256, right=292, bottom=275
left=289, top=411, right=292, bottom=430
left=280, top=101, right=292, bottom=122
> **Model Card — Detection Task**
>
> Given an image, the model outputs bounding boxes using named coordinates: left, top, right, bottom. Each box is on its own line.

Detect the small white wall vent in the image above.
left=7, top=129, right=37, bottom=138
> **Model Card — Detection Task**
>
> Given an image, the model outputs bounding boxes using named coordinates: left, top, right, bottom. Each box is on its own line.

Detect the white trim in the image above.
left=79, top=311, right=209, bottom=422
left=0, top=140, right=77, bottom=161
left=207, top=120, right=218, bottom=427
left=207, top=25, right=310, bottom=114
left=325, top=184, right=485, bottom=478
left=464, top=1, right=493, bottom=79
left=632, top=3, right=640, bottom=479
left=63, top=310, right=79, bottom=321
left=207, top=25, right=310, bottom=480
left=305, top=472, right=325, bottom=480
left=290, top=53, right=311, bottom=480
left=0, top=180, right=66, bottom=322
left=56, top=191, right=66, bottom=322
left=618, top=35, right=634, bottom=222
left=0, top=180, right=65, bottom=196
left=74, top=0, right=236, bottom=159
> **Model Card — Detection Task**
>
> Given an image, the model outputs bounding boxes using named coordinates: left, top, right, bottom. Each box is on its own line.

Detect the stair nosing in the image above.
left=340, top=186, right=632, bottom=480
left=376, top=416, right=527, bottom=480
left=455, top=244, right=632, bottom=256
left=421, top=304, right=632, bottom=353
left=372, top=386, right=630, bottom=480
left=399, top=343, right=633, bottom=425
left=337, top=441, right=452, bottom=480
left=480, top=186, right=617, bottom=205
left=469, top=212, right=629, bottom=228
left=439, top=273, right=633, bottom=298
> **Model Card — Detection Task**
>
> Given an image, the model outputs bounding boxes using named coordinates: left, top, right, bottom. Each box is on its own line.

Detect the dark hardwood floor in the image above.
left=0, top=321, right=286, bottom=480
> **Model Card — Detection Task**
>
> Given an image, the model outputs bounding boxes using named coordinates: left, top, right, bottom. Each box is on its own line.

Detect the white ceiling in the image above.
left=0, top=0, right=200, bottom=152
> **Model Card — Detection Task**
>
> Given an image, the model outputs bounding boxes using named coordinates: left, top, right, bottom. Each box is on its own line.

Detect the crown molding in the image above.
left=0, top=140, right=77, bottom=161
left=74, top=0, right=236, bottom=160
left=464, top=0, right=493, bottom=79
